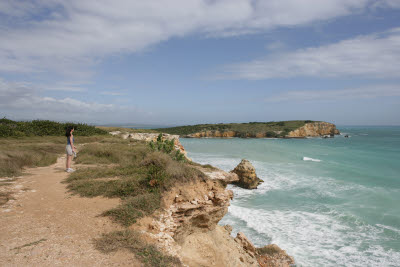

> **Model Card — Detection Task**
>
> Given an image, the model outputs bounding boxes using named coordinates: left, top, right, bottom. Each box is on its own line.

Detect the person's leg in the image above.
left=66, top=155, right=71, bottom=169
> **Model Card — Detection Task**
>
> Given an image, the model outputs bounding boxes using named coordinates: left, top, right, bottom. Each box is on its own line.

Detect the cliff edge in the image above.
left=287, top=121, right=340, bottom=138
left=156, top=120, right=340, bottom=139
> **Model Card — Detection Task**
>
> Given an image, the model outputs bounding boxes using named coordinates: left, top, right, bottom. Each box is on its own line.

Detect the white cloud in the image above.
left=0, top=0, right=376, bottom=77
left=264, top=84, right=400, bottom=103
left=0, top=77, right=149, bottom=123
left=221, top=28, right=400, bottom=79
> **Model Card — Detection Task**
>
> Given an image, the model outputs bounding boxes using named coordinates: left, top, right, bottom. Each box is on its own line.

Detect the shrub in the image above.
left=265, top=131, right=278, bottom=138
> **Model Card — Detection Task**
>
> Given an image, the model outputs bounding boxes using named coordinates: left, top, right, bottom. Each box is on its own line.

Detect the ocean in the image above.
left=180, top=126, right=400, bottom=267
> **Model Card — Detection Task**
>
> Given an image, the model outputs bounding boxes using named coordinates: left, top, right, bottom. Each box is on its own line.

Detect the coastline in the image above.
left=110, top=131, right=295, bottom=266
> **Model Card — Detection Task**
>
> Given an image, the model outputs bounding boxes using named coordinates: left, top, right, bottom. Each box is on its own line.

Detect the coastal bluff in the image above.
left=109, top=130, right=295, bottom=267
left=156, top=120, right=340, bottom=139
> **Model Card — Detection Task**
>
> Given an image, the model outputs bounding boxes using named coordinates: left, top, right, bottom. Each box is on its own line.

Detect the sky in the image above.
left=0, top=0, right=400, bottom=126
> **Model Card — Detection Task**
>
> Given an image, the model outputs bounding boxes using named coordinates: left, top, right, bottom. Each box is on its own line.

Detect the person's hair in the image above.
left=65, top=125, right=74, bottom=137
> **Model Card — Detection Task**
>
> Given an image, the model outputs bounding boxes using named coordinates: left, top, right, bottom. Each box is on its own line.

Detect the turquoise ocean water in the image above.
left=180, top=127, right=400, bottom=267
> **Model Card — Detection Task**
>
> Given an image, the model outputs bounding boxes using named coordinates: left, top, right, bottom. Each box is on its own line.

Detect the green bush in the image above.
left=0, top=118, right=107, bottom=137
left=149, top=134, right=185, bottom=162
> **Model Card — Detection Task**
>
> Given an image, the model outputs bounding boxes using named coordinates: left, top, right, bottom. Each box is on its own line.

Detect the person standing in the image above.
left=65, top=126, right=77, bottom=173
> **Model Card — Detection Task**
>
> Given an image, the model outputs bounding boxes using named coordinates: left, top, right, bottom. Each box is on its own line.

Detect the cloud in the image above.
left=264, top=84, right=400, bottom=103
left=0, top=77, right=148, bottom=123
left=221, top=28, right=400, bottom=79
left=0, top=0, right=377, bottom=77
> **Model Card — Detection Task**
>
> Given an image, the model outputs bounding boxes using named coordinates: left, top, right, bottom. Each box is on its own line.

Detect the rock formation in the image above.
left=231, top=159, right=264, bottom=189
left=287, top=122, right=339, bottom=138
left=257, top=244, right=295, bottom=267
left=183, top=121, right=340, bottom=139
left=133, top=166, right=293, bottom=267
left=110, top=131, right=294, bottom=266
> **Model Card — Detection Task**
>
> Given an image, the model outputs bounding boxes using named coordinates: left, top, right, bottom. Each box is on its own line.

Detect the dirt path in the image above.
left=0, top=156, right=141, bottom=266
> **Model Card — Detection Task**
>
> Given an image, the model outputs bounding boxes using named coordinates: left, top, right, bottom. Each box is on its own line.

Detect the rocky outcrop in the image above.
left=140, top=178, right=259, bottom=266
left=134, top=167, right=293, bottom=267
left=231, top=159, right=264, bottom=189
left=287, top=122, right=339, bottom=138
left=257, top=244, right=295, bottom=267
left=193, top=165, right=239, bottom=185
left=183, top=121, right=340, bottom=139
left=187, top=130, right=237, bottom=138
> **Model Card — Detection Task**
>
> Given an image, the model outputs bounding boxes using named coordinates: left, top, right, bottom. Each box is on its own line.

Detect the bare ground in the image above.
left=0, top=156, right=141, bottom=266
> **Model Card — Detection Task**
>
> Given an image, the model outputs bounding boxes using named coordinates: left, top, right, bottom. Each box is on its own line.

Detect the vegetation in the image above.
left=63, top=136, right=202, bottom=265
left=0, top=118, right=107, bottom=137
left=0, top=125, right=195, bottom=266
left=156, top=120, right=316, bottom=137
left=149, top=133, right=186, bottom=162
left=0, top=136, right=109, bottom=178
left=64, top=137, right=204, bottom=226
left=94, top=230, right=181, bottom=267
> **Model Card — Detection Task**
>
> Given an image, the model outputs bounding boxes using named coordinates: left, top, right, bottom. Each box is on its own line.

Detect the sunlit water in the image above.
left=180, top=127, right=400, bottom=267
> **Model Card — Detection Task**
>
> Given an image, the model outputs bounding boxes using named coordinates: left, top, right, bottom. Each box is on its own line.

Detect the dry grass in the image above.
left=94, top=230, right=181, bottom=267
left=0, top=135, right=114, bottom=178
left=64, top=138, right=206, bottom=227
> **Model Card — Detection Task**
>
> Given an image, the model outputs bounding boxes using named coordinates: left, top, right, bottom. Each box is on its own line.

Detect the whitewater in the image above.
left=180, top=126, right=400, bottom=267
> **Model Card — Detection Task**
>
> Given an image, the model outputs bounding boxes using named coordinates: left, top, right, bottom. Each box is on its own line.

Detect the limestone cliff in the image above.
left=183, top=121, right=340, bottom=139
left=287, top=121, right=340, bottom=138
left=135, top=167, right=294, bottom=267
left=110, top=130, right=295, bottom=266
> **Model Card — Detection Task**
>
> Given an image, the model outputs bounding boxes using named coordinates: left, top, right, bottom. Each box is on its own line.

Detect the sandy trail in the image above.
left=0, top=156, right=140, bottom=266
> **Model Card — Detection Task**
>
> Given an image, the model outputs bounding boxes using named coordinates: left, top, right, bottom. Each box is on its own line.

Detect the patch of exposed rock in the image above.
left=257, top=244, right=295, bottom=267
left=287, top=122, right=340, bottom=138
left=193, top=165, right=239, bottom=185
left=135, top=169, right=294, bottom=267
left=231, top=159, right=263, bottom=189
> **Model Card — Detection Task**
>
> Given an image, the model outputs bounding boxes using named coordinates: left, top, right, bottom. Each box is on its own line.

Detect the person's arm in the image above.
left=70, top=136, right=76, bottom=152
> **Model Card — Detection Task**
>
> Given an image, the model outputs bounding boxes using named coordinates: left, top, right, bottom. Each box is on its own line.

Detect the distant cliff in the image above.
left=287, top=122, right=340, bottom=137
left=156, top=120, right=340, bottom=138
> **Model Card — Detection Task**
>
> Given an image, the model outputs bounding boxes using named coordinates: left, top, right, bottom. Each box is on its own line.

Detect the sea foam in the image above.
left=303, top=156, right=321, bottom=162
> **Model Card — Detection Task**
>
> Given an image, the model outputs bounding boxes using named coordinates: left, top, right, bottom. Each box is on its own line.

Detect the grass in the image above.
left=156, top=120, right=316, bottom=137
left=94, top=230, right=181, bottom=267
left=1, top=133, right=202, bottom=265
left=0, top=135, right=113, bottom=178
left=103, top=192, right=161, bottom=226
left=64, top=140, right=205, bottom=226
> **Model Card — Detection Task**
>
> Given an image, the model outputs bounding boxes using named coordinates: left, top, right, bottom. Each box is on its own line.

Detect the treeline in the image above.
left=0, top=118, right=107, bottom=137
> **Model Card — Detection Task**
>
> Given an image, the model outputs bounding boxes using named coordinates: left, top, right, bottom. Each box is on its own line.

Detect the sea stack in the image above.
left=231, top=159, right=263, bottom=189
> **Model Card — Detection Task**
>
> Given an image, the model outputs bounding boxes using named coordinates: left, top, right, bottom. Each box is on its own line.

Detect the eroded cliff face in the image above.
left=110, top=131, right=294, bottom=266
left=287, top=122, right=340, bottom=137
left=136, top=176, right=258, bottom=266
left=135, top=167, right=293, bottom=267
left=184, top=121, right=339, bottom=139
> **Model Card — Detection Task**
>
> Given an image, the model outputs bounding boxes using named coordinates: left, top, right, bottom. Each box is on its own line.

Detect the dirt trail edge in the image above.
left=0, top=155, right=141, bottom=266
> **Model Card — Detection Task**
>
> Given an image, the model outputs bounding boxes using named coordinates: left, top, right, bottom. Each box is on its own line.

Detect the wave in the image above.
left=376, top=224, right=400, bottom=235
left=303, top=156, right=321, bottom=162
left=223, top=205, right=400, bottom=267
